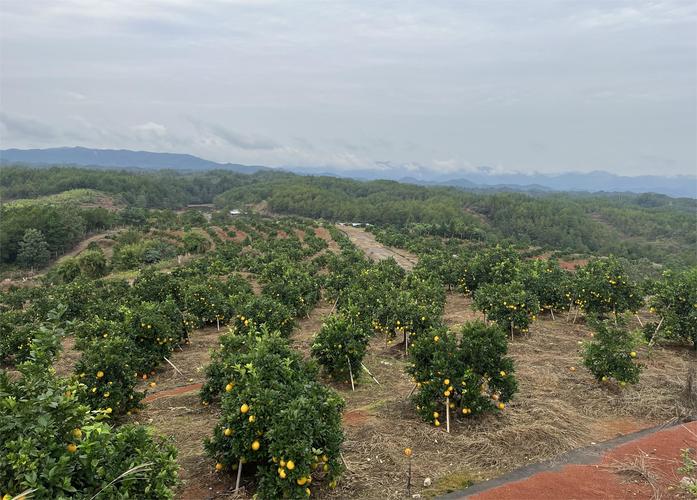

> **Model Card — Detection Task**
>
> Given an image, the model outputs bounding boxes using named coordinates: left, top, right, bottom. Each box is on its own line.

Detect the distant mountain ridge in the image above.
left=0, top=146, right=267, bottom=175
left=1, top=146, right=694, bottom=198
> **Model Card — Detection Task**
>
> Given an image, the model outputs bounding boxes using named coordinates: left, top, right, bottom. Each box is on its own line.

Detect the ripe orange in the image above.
left=66, top=443, right=78, bottom=453
left=215, top=463, right=223, bottom=471
left=240, top=403, right=249, bottom=414
left=404, top=448, right=412, bottom=457
left=72, top=428, right=82, bottom=439
left=286, top=460, right=295, bottom=470
left=251, top=440, right=260, bottom=451
left=224, top=428, right=233, bottom=437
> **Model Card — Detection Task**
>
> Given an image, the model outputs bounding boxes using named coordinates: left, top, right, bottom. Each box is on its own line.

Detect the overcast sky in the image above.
left=1, top=0, right=695, bottom=176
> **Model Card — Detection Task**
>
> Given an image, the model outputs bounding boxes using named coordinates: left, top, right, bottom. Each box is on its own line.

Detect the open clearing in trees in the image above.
left=114, top=227, right=694, bottom=499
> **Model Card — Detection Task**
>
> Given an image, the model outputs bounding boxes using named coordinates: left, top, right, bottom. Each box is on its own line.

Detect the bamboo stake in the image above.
left=330, top=294, right=340, bottom=314
left=445, top=397, right=450, bottom=433
left=649, top=317, right=664, bottom=347
left=550, top=309, right=555, bottom=321
left=635, top=314, right=643, bottom=327
left=346, top=356, right=355, bottom=391
left=339, top=451, right=351, bottom=472
left=406, top=456, right=412, bottom=497
left=216, top=317, right=220, bottom=331
left=361, top=363, right=380, bottom=385
left=572, top=306, right=579, bottom=324
left=404, top=330, right=409, bottom=355
left=235, top=459, right=243, bottom=492
left=163, top=357, right=184, bottom=377
left=567, top=301, right=574, bottom=322
left=407, top=383, right=417, bottom=398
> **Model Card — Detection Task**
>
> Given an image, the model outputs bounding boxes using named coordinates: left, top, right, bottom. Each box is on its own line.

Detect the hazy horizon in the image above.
left=1, top=1, right=696, bottom=177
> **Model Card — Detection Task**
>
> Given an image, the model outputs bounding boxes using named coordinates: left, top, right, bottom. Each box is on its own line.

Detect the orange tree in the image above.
left=202, top=331, right=344, bottom=497
left=574, top=257, right=642, bottom=319
left=473, top=281, right=540, bottom=335
left=260, top=259, right=321, bottom=317
left=648, top=268, right=697, bottom=349
left=311, top=309, right=371, bottom=381
left=121, top=299, right=188, bottom=373
left=74, top=336, right=144, bottom=417
left=521, top=258, right=570, bottom=316
left=231, top=295, right=296, bottom=337
left=413, top=250, right=467, bottom=291
left=407, top=321, right=517, bottom=425
left=459, top=245, right=521, bottom=294
left=0, top=323, right=179, bottom=498
left=582, top=318, right=643, bottom=385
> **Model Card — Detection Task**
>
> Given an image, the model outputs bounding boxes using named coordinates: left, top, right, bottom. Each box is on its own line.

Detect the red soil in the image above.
left=343, top=409, right=373, bottom=427
left=143, top=383, right=203, bottom=403
left=469, top=421, right=697, bottom=500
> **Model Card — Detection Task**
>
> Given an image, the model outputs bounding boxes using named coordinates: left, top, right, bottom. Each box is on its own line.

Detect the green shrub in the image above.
left=0, top=364, right=179, bottom=498
left=311, top=312, right=371, bottom=381
left=408, top=321, right=517, bottom=425
left=459, top=245, right=521, bottom=293
left=582, top=319, right=643, bottom=385
left=473, top=281, right=540, bottom=335
left=74, top=336, right=144, bottom=417
left=232, top=296, right=296, bottom=337
left=203, top=332, right=344, bottom=498
left=575, top=257, right=643, bottom=318
left=649, top=268, right=697, bottom=349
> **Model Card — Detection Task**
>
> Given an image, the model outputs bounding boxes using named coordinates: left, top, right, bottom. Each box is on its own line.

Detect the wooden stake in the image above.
left=445, top=397, right=450, bottom=433
left=163, top=357, right=184, bottom=376
left=235, top=459, right=243, bottom=492
left=361, top=363, right=380, bottom=385
left=404, top=330, right=409, bottom=355
left=550, top=309, right=555, bottom=321
left=407, top=383, right=417, bottom=398
left=572, top=306, right=579, bottom=324
left=346, top=356, right=355, bottom=391
left=635, top=314, right=643, bottom=327
left=216, top=317, right=220, bottom=331
left=406, top=456, right=412, bottom=497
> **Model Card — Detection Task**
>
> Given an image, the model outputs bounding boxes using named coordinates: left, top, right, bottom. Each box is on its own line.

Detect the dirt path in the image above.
left=56, top=229, right=121, bottom=264
left=454, top=420, right=697, bottom=499
left=338, top=225, right=417, bottom=270
left=291, top=299, right=335, bottom=358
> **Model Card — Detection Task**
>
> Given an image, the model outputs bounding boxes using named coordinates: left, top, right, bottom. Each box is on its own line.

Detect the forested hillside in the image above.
left=2, top=165, right=695, bottom=271
left=214, top=174, right=697, bottom=268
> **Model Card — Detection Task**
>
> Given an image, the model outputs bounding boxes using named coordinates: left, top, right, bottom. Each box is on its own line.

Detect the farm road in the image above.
left=337, top=225, right=417, bottom=270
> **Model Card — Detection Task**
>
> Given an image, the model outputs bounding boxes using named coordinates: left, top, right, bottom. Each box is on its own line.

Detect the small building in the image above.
left=229, top=209, right=242, bottom=216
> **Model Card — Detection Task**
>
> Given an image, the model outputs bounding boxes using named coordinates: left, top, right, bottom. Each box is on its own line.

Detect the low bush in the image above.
left=582, top=319, right=643, bottom=385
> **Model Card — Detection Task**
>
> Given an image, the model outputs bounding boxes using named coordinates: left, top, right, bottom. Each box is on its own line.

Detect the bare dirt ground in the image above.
left=338, top=225, right=417, bottom=270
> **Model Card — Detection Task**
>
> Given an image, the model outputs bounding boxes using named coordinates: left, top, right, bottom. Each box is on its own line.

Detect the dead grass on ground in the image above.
left=315, top=294, right=695, bottom=499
